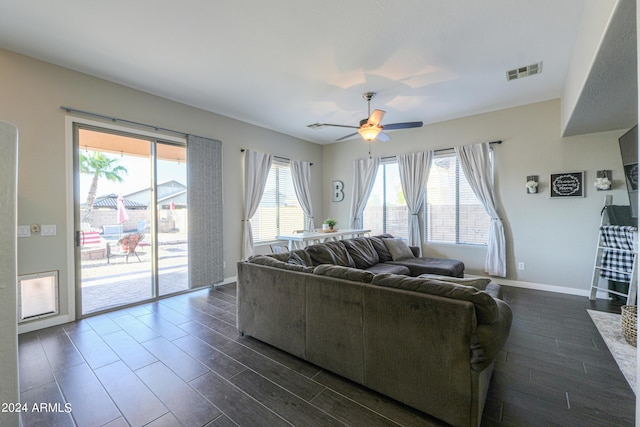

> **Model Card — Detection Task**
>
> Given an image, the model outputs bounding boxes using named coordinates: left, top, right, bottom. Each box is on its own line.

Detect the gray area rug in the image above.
left=587, top=309, right=637, bottom=394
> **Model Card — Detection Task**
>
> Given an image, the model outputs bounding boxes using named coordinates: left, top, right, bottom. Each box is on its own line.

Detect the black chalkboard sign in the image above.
left=550, top=171, right=584, bottom=198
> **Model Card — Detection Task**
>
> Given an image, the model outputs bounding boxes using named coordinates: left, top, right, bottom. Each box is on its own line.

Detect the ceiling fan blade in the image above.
left=376, top=132, right=391, bottom=142
left=335, top=132, right=359, bottom=142
left=382, top=121, right=423, bottom=131
left=368, top=109, right=386, bottom=126
left=318, top=123, right=359, bottom=129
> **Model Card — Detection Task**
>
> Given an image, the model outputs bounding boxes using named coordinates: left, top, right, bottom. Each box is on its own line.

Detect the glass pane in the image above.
left=363, top=165, right=385, bottom=236
left=252, top=162, right=304, bottom=242
left=157, top=143, right=188, bottom=295
left=363, top=163, right=408, bottom=239
left=384, top=164, right=408, bottom=239
left=426, top=156, right=457, bottom=243
left=78, top=129, right=152, bottom=314
left=426, top=154, right=490, bottom=245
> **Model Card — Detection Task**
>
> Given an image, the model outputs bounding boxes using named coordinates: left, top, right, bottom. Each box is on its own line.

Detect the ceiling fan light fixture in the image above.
left=358, top=125, right=382, bottom=142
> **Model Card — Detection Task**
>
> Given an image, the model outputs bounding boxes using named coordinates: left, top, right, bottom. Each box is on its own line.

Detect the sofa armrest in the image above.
left=470, top=298, right=513, bottom=371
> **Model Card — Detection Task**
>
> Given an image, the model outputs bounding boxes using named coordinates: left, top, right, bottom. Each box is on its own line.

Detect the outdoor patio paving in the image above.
left=81, top=240, right=189, bottom=314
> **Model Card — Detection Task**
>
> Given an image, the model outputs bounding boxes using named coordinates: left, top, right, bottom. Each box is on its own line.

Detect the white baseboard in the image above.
left=18, top=314, right=71, bottom=334
left=217, top=276, right=237, bottom=286
left=496, top=278, right=610, bottom=299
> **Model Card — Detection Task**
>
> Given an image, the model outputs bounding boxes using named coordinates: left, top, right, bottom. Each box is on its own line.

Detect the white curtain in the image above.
left=397, top=151, right=433, bottom=253
left=349, top=157, right=380, bottom=229
left=241, top=150, right=273, bottom=260
left=454, top=143, right=506, bottom=277
left=291, top=159, right=314, bottom=231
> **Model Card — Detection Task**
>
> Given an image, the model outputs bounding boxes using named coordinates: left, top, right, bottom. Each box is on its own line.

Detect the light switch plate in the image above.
left=41, top=225, right=56, bottom=236
left=17, top=225, right=31, bottom=237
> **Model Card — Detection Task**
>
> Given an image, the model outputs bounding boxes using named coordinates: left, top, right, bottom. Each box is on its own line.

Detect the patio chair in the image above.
left=107, top=232, right=144, bottom=263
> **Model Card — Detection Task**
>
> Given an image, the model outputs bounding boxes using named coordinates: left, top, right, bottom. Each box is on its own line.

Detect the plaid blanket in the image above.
left=600, top=225, right=637, bottom=282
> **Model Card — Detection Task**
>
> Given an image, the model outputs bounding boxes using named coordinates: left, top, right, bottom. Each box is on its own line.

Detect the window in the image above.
left=252, top=160, right=305, bottom=242
left=425, top=153, right=490, bottom=245
left=362, top=161, right=409, bottom=239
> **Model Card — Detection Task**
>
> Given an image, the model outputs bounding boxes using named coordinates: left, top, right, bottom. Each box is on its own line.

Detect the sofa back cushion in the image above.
left=314, top=264, right=375, bottom=283
left=382, top=238, right=416, bottom=261
left=372, top=274, right=498, bottom=324
left=368, top=235, right=394, bottom=263
left=249, top=255, right=315, bottom=273
left=342, top=237, right=379, bottom=269
left=305, top=241, right=356, bottom=267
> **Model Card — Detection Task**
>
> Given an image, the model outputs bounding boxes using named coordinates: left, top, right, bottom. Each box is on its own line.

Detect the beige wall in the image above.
left=322, top=99, right=631, bottom=293
left=0, top=48, right=323, bottom=328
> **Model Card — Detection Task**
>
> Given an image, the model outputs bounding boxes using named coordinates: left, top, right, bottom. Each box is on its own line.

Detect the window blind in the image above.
left=363, top=161, right=409, bottom=239
left=252, top=160, right=305, bottom=242
left=425, top=153, right=490, bottom=245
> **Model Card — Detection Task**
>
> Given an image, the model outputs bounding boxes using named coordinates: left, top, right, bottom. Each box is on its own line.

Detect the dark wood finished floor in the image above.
left=18, top=284, right=635, bottom=427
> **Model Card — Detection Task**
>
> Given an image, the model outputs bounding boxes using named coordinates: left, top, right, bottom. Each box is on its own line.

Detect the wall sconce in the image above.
left=526, top=175, right=539, bottom=194
left=594, top=170, right=612, bottom=191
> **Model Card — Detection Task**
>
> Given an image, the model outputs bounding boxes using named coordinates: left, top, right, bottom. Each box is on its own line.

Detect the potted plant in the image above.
left=525, top=180, right=539, bottom=194
left=324, top=218, right=337, bottom=231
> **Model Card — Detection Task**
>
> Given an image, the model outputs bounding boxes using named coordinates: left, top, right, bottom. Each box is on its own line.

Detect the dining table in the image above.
left=275, top=228, right=371, bottom=251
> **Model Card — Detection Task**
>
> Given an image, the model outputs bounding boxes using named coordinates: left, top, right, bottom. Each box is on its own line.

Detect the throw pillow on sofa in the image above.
left=305, top=241, right=356, bottom=267
left=342, top=237, right=379, bottom=269
left=368, top=234, right=394, bottom=262
left=382, top=238, right=415, bottom=261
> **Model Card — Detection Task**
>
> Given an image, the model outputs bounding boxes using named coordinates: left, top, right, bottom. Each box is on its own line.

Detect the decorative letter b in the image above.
left=332, top=180, right=344, bottom=202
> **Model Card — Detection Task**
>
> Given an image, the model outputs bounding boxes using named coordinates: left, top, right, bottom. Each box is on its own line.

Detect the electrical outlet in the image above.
left=517, top=262, right=525, bottom=271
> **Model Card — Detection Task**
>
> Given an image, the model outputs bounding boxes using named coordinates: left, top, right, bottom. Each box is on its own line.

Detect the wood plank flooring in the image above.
left=17, top=284, right=635, bottom=426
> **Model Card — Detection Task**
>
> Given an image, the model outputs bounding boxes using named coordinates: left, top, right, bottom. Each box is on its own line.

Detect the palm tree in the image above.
left=80, top=151, right=128, bottom=223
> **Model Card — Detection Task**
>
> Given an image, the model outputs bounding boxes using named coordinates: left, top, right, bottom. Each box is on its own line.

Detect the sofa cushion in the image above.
left=368, top=235, right=394, bottom=263
left=314, top=264, right=375, bottom=283
left=305, top=241, right=356, bottom=267
left=372, top=274, right=498, bottom=324
left=382, top=238, right=415, bottom=261
left=342, top=237, right=379, bottom=269
left=287, top=249, right=312, bottom=267
left=365, top=263, right=411, bottom=276
left=249, top=255, right=315, bottom=273
left=417, top=274, right=491, bottom=289
left=390, top=257, right=464, bottom=278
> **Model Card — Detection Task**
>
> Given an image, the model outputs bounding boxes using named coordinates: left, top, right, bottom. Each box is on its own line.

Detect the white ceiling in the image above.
left=0, top=0, right=633, bottom=144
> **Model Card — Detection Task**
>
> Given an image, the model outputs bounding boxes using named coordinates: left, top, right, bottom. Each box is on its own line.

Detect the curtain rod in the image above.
left=240, top=149, right=313, bottom=165
left=61, top=106, right=190, bottom=137
left=379, top=140, right=502, bottom=161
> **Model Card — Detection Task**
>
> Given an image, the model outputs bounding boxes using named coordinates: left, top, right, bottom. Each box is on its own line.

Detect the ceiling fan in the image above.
left=308, top=92, right=423, bottom=142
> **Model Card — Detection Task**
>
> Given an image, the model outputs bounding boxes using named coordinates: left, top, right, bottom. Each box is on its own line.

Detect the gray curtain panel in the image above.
left=349, top=157, right=380, bottom=229
left=455, top=142, right=506, bottom=277
left=187, top=135, right=224, bottom=287
left=291, top=159, right=315, bottom=231
left=397, top=151, right=433, bottom=252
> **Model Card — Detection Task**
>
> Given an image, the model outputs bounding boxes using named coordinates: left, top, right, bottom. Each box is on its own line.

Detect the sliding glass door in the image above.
left=74, top=125, right=188, bottom=315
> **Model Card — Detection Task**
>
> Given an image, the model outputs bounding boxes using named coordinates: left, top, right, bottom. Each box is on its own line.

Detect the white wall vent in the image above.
left=506, top=62, right=543, bottom=81
left=18, top=271, right=59, bottom=322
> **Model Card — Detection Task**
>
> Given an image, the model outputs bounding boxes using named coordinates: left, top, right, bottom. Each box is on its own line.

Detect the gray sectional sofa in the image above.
left=237, top=235, right=512, bottom=427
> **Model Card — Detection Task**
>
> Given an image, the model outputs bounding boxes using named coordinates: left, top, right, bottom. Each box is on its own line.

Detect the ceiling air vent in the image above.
left=506, top=62, right=543, bottom=81
left=307, top=123, right=326, bottom=130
